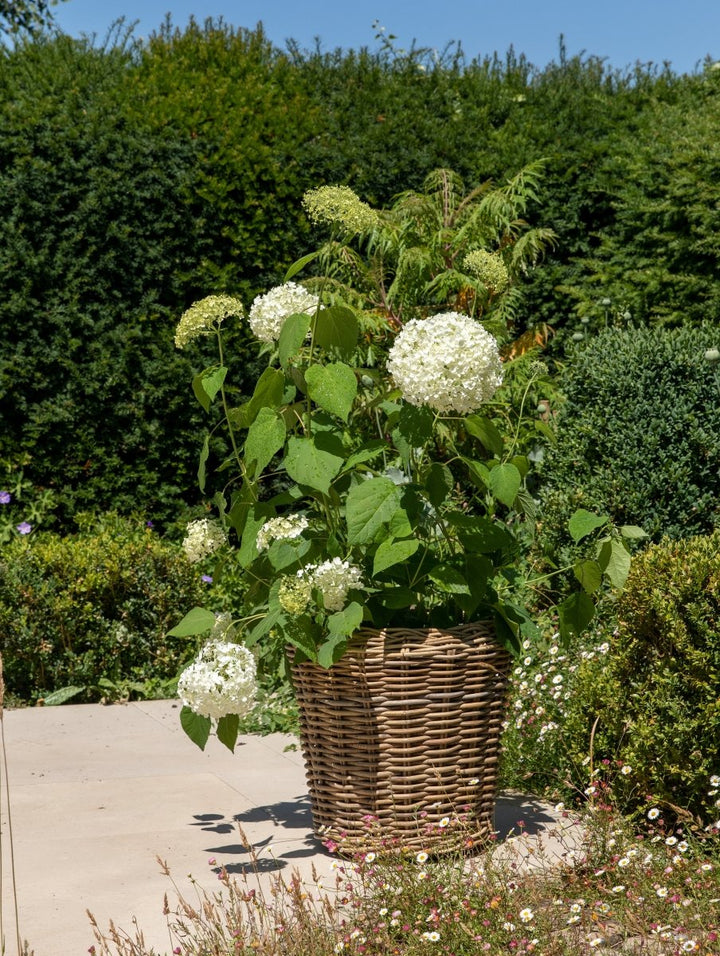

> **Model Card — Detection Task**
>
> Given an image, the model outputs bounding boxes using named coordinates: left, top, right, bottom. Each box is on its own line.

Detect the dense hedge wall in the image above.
left=1, top=21, right=718, bottom=528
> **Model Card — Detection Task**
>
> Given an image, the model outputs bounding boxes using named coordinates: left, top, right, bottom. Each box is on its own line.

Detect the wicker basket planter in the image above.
left=291, top=623, right=512, bottom=854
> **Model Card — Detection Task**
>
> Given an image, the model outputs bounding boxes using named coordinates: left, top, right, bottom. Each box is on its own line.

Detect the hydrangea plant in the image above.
left=171, top=185, right=635, bottom=751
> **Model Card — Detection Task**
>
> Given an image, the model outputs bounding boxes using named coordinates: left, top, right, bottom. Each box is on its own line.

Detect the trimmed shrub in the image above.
left=0, top=513, right=208, bottom=703
left=502, top=532, right=720, bottom=823
left=537, top=324, right=720, bottom=568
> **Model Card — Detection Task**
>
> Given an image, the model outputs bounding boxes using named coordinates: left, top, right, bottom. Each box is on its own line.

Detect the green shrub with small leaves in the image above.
left=502, top=532, right=720, bottom=824
left=0, top=513, right=208, bottom=704
left=536, top=324, right=720, bottom=575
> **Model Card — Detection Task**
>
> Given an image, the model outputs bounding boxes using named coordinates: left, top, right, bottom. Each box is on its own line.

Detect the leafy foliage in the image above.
left=537, top=324, right=720, bottom=570
left=0, top=513, right=207, bottom=703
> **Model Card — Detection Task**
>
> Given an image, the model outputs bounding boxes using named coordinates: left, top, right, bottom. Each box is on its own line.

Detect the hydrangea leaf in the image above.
left=168, top=607, right=216, bottom=637
left=488, top=462, right=522, bottom=508
left=285, top=436, right=344, bottom=495
left=568, top=509, right=610, bottom=543
left=597, top=536, right=632, bottom=589
left=244, top=407, right=286, bottom=477
left=573, top=558, right=603, bottom=594
left=428, top=563, right=471, bottom=595
left=278, top=313, right=311, bottom=367
left=313, top=305, right=359, bottom=359
left=426, top=462, right=454, bottom=508
left=216, top=713, right=240, bottom=752
left=192, top=365, right=227, bottom=413
left=305, top=362, right=358, bottom=422
left=346, top=477, right=402, bottom=544
left=464, top=414, right=504, bottom=457
left=557, top=591, right=595, bottom=644
left=373, top=536, right=419, bottom=575
left=284, top=250, right=321, bottom=282
left=180, top=706, right=211, bottom=751
left=198, top=431, right=210, bottom=494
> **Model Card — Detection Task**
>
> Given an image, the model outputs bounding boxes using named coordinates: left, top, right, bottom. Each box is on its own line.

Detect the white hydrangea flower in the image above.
left=177, top=640, right=257, bottom=719
left=247, top=282, right=319, bottom=343
left=174, top=295, right=244, bottom=349
left=182, top=518, right=226, bottom=563
left=300, top=558, right=364, bottom=612
left=387, top=312, right=503, bottom=414
left=256, top=514, right=309, bottom=552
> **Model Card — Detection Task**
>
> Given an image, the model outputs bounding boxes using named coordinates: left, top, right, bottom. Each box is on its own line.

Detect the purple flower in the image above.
left=146, top=520, right=154, bottom=528
left=16, top=521, right=32, bottom=535
left=201, top=575, right=213, bottom=584
left=0, top=491, right=10, bottom=505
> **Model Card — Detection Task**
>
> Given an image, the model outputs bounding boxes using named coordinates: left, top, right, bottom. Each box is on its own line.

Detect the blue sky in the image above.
left=51, top=0, right=719, bottom=76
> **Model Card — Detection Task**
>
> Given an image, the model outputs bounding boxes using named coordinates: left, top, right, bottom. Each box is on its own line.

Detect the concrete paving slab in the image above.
left=0, top=701, right=584, bottom=956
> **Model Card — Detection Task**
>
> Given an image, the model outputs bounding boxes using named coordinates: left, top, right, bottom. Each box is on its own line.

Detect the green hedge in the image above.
left=502, top=531, right=720, bottom=823
left=537, top=324, right=720, bottom=563
left=0, top=514, right=208, bottom=703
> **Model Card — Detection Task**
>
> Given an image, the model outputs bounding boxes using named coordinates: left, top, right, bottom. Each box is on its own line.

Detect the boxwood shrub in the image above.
left=0, top=513, right=209, bottom=703
left=502, top=531, right=720, bottom=824
left=537, top=323, right=720, bottom=573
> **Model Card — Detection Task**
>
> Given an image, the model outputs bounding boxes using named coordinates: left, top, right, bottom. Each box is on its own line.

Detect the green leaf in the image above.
left=597, top=537, right=632, bottom=589
left=488, top=462, right=522, bottom=508
left=327, top=601, right=363, bottom=639
left=192, top=365, right=227, bottom=413
left=465, top=414, right=504, bottom=457
left=426, top=462, right=453, bottom=508
left=388, top=507, right=413, bottom=538
left=396, top=403, right=434, bottom=447
left=238, top=503, right=273, bottom=567
left=284, top=250, right=321, bottom=282
left=313, top=305, right=359, bottom=359
left=180, top=706, right=211, bottom=751
left=568, top=509, right=609, bottom=543
left=620, top=525, right=648, bottom=540
left=168, top=607, right=216, bottom=637
left=317, top=635, right=349, bottom=668
left=278, top=313, right=311, bottom=367
left=448, top=514, right=514, bottom=553
left=267, top=536, right=311, bottom=571
left=42, top=685, right=85, bottom=706
left=244, top=407, right=286, bottom=476
left=305, top=362, right=358, bottom=422
left=284, top=436, right=344, bottom=494
left=285, top=614, right=320, bottom=660
left=373, top=536, right=419, bottom=574
left=246, top=606, right=283, bottom=647
left=557, top=591, right=595, bottom=644
left=573, top=559, right=603, bottom=594
left=375, top=587, right=416, bottom=609
left=216, top=713, right=240, bottom=752
left=234, top=368, right=287, bottom=428
left=227, top=481, right=255, bottom=538
left=342, top=440, right=387, bottom=472
left=428, top=564, right=471, bottom=594
left=198, top=432, right=210, bottom=494
left=346, top=476, right=402, bottom=544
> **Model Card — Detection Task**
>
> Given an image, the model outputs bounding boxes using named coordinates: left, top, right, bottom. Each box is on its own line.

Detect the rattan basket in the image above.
left=291, top=623, right=512, bottom=854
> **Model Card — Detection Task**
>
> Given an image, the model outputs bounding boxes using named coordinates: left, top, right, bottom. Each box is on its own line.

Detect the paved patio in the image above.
left=0, top=700, right=583, bottom=956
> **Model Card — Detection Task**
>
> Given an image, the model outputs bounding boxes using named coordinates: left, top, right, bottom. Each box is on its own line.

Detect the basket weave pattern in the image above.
left=291, top=623, right=512, bottom=853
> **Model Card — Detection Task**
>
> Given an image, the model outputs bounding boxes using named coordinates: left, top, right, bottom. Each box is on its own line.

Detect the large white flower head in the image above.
left=182, top=518, right=226, bottom=563
left=248, top=282, right=319, bottom=343
left=387, top=312, right=503, bottom=414
left=303, top=185, right=379, bottom=235
left=300, top=558, right=364, bottom=612
left=174, top=295, right=244, bottom=349
left=256, top=514, right=309, bottom=552
left=177, top=639, right=257, bottom=720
